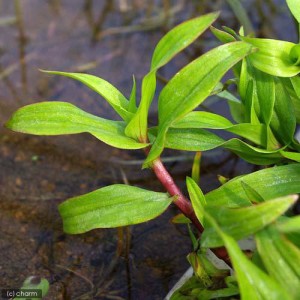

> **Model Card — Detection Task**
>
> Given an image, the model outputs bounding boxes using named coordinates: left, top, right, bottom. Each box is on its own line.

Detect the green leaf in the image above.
left=205, top=213, right=293, bottom=300
left=191, top=152, right=201, bottom=184
left=144, top=41, right=255, bottom=166
left=281, top=77, right=300, bottom=123
left=172, top=111, right=267, bottom=146
left=128, top=75, right=137, bottom=113
left=210, top=26, right=236, bottom=43
left=159, top=128, right=282, bottom=165
left=287, top=0, right=300, bottom=23
left=201, top=195, right=297, bottom=248
left=186, top=177, right=206, bottom=225
left=5, top=102, right=147, bottom=150
left=125, top=12, right=219, bottom=141
left=241, top=181, right=265, bottom=203
left=270, top=78, right=296, bottom=146
left=20, top=276, right=49, bottom=299
left=171, top=213, right=191, bottom=224
left=280, top=150, right=300, bottom=162
left=59, top=184, right=172, bottom=234
left=277, top=216, right=300, bottom=233
left=151, top=12, right=219, bottom=70
left=255, top=226, right=300, bottom=298
left=205, top=164, right=300, bottom=207
left=42, top=70, right=133, bottom=122
left=241, top=37, right=300, bottom=77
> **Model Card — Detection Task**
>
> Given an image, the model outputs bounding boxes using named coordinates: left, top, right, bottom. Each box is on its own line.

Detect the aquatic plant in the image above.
left=5, top=0, right=300, bottom=298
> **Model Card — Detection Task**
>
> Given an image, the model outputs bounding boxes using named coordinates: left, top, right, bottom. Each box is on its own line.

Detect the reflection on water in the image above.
left=0, top=1, right=296, bottom=299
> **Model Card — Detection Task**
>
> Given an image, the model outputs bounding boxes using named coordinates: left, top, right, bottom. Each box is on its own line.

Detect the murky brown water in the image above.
left=0, top=1, right=296, bottom=299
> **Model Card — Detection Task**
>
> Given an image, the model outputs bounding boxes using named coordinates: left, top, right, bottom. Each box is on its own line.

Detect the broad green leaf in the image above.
left=172, top=111, right=267, bottom=146
left=205, top=163, right=300, bottom=207
left=242, top=37, right=300, bottom=77
left=5, top=102, right=147, bottom=150
left=287, top=0, right=300, bottom=23
left=205, top=213, right=292, bottom=300
left=277, top=216, right=300, bottom=233
left=144, top=41, right=254, bottom=166
left=210, top=26, right=236, bottom=43
left=201, top=195, right=297, bottom=247
left=186, top=177, right=206, bottom=225
left=59, top=184, right=172, bottom=234
left=255, top=226, right=300, bottom=298
left=42, top=70, right=132, bottom=122
left=125, top=12, right=219, bottom=141
left=160, top=128, right=282, bottom=165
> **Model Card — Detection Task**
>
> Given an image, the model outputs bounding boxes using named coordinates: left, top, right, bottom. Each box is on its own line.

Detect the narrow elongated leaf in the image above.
left=282, top=77, right=300, bottom=123
left=210, top=26, right=236, bottom=43
left=205, top=164, right=300, bottom=207
left=242, top=37, right=300, bottom=77
left=270, top=78, right=296, bottom=145
left=205, top=213, right=292, bottom=300
left=125, top=12, right=219, bottom=141
left=287, top=0, right=300, bottom=23
left=252, top=66, right=275, bottom=126
left=42, top=70, right=133, bottom=121
left=186, top=177, right=206, bottom=225
left=172, top=111, right=267, bottom=146
left=191, top=152, right=201, bottom=184
left=144, top=41, right=254, bottom=166
left=280, top=150, right=300, bottom=162
left=277, top=216, right=300, bottom=233
left=241, top=181, right=264, bottom=203
left=201, top=195, right=297, bottom=247
left=160, top=128, right=282, bottom=165
left=59, top=185, right=172, bottom=234
left=255, top=226, right=300, bottom=298
left=5, top=102, right=147, bottom=150
left=128, top=75, right=137, bottom=113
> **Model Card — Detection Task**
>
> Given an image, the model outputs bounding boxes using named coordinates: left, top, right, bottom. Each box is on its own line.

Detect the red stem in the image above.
left=146, top=152, right=231, bottom=265
left=151, top=158, right=203, bottom=233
